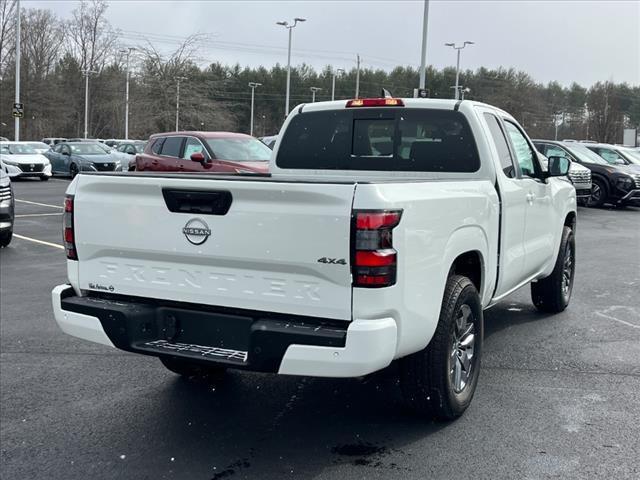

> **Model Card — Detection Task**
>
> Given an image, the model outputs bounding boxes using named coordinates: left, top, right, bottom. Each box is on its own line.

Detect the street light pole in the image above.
left=331, top=68, right=344, bottom=101
left=310, top=87, right=321, bottom=103
left=248, top=82, right=262, bottom=136
left=82, top=69, right=97, bottom=139
left=175, top=76, right=187, bottom=131
left=14, top=0, right=20, bottom=141
left=277, top=17, right=306, bottom=118
left=120, top=47, right=136, bottom=140
left=444, top=41, right=474, bottom=100
left=418, top=0, right=429, bottom=90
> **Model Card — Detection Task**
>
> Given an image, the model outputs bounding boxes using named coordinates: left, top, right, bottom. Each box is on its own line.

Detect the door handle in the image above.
left=526, top=193, right=535, bottom=204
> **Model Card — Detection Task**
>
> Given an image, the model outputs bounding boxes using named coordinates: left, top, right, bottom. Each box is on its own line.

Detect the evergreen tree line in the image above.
left=0, top=0, right=638, bottom=143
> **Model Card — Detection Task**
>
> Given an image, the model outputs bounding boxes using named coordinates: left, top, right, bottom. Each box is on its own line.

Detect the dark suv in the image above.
left=533, top=140, right=640, bottom=207
left=136, top=132, right=270, bottom=174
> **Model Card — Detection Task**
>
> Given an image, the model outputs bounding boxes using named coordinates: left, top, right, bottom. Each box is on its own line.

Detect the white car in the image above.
left=0, top=142, right=52, bottom=181
left=52, top=97, right=576, bottom=420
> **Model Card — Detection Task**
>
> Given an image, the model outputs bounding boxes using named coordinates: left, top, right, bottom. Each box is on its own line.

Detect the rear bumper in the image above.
left=51, top=284, right=397, bottom=377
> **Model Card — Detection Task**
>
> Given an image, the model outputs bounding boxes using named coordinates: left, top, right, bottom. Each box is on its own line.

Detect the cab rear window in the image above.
left=276, top=108, right=480, bottom=172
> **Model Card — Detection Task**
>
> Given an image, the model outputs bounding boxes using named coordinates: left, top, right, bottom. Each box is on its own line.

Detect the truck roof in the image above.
left=296, top=98, right=505, bottom=115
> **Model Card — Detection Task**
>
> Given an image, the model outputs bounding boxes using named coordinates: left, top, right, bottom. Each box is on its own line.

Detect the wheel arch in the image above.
left=443, top=225, right=490, bottom=304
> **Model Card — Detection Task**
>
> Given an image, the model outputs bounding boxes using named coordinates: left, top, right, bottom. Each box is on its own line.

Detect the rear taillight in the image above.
left=63, top=195, right=77, bottom=260
left=352, top=210, right=402, bottom=288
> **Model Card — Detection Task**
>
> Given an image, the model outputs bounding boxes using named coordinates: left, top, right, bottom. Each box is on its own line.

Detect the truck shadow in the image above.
left=146, top=364, right=446, bottom=479
left=117, top=300, right=554, bottom=478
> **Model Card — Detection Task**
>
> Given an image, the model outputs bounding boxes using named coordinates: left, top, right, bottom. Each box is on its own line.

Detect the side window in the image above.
left=61, top=145, right=70, bottom=155
left=504, top=121, right=537, bottom=177
left=596, top=148, right=623, bottom=164
left=160, top=136, right=183, bottom=157
left=151, top=138, right=165, bottom=155
left=53, top=144, right=61, bottom=153
left=126, top=146, right=136, bottom=155
left=545, top=145, right=570, bottom=159
left=182, top=137, right=207, bottom=159
left=483, top=113, right=516, bottom=178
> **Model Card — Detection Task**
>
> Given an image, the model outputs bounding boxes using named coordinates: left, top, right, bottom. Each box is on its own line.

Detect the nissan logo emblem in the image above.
left=182, top=218, right=211, bottom=245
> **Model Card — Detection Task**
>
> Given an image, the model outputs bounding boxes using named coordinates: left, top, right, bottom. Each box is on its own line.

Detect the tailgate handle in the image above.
left=162, top=189, right=232, bottom=215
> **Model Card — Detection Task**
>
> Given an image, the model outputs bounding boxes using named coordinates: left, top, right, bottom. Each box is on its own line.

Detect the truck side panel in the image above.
left=351, top=180, right=499, bottom=359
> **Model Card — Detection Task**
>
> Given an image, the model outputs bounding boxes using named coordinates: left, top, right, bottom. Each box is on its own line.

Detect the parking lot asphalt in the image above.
left=1, top=177, right=639, bottom=480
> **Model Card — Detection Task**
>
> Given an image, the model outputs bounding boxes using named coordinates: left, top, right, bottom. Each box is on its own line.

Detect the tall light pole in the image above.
left=120, top=47, right=136, bottom=140
left=331, top=68, right=344, bottom=101
left=444, top=41, right=474, bottom=100
left=82, top=69, right=97, bottom=139
left=175, top=76, right=187, bottom=131
left=310, top=87, right=322, bottom=103
left=418, top=0, right=429, bottom=91
left=276, top=17, right=306, bottom=117
left=14, top=0, right=20, bottom=141
left=248, top=82, right=262, bottom=136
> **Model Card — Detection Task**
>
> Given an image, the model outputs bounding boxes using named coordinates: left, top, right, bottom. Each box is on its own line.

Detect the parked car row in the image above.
left=533, top=140, right=640, bottom=207
left=5, top=128, right=639, bottom=210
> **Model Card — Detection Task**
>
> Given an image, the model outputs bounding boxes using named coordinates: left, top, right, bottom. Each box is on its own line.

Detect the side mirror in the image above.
left=547, top=155, right=570, bottom=176
left=190, top=152, right=206, bottom=163
left=614, top=158, right=626, bottom=165
left=62, top=151, right=70, bottom=156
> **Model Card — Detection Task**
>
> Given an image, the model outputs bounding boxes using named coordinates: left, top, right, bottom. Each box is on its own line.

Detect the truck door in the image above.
left=502, top=120, right=556, bottom=278
left=480, top=111, right=527, bottom=296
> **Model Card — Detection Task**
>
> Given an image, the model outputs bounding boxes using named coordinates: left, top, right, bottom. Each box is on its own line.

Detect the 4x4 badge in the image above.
left=182, top=218, right=211, bottom=245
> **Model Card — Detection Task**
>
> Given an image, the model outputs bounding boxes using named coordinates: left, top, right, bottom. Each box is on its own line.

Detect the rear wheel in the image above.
left=160, top=356, right=227, bottom=382
left=399, top=275, right=483, bottom=420
left=69, top=163, right=79, bottom=179
left=0, top=230, right=12, bottom=247
left=588, top=178, right=607, bottom=207
left=531, top=226, right=575, bottom=313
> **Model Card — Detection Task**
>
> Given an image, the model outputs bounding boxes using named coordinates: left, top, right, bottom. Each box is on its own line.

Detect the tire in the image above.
left=399, top=275, right=483, bottom=421
left=588, top=178, right=607, bottom=207
left=0, top=230, right=12, bottom=247
left=531, top=226, right=575, bottom=313
left=69, top=163, right=79, bottom=179
left=160, top=356, right=226, bottom=382
left=40, top=176, right=49, bottom=182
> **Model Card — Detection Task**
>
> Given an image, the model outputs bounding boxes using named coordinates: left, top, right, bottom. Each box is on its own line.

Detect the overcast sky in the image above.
left=25, top=0, right=640, bottom=87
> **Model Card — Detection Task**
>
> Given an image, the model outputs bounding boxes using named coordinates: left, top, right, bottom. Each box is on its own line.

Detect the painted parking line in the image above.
left=13, top=234, right=64, bottom=250
left=15, top=213, right=64, bottom=218
left=15, top=199, right=63, bottom=209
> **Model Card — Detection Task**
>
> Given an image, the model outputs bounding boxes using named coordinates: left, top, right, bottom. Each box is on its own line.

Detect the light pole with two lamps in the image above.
left=276, top=17, right=306, bottom=117
left=331, top=68, right=344, bottom=101
left=444, top=41, right=474, bottom=100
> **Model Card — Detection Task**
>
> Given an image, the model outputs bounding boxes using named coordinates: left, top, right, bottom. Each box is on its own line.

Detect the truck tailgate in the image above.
left=73, top=175, right=356, bottom=320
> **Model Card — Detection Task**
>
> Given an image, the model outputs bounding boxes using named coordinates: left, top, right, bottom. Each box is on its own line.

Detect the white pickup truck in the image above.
left=52, top=98, right=577, bottom=420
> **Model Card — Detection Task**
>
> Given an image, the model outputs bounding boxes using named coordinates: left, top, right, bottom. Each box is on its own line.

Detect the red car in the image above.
left=135, top=132, right=271, bottom=173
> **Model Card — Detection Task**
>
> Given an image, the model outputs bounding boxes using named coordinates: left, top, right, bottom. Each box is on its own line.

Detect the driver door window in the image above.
left=182, top=138, right=208, bottom=160
left=503, top=121, right=537, bottom=177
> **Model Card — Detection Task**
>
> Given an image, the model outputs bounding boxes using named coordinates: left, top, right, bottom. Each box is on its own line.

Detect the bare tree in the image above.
left=66, top=0, right=116, bottom=72
left=22, top=9, right=62, bottom=79
left=0, top=0, right=16, bottom=78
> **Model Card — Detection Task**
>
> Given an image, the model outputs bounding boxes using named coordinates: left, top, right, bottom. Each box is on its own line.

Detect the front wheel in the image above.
left=399, top=275, right=483, bottom=420
left=588, top=178, right=607, bottom=207
left=531, top=226, right=575, bottom=313
left=0, top=230, right=12, bottom=247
